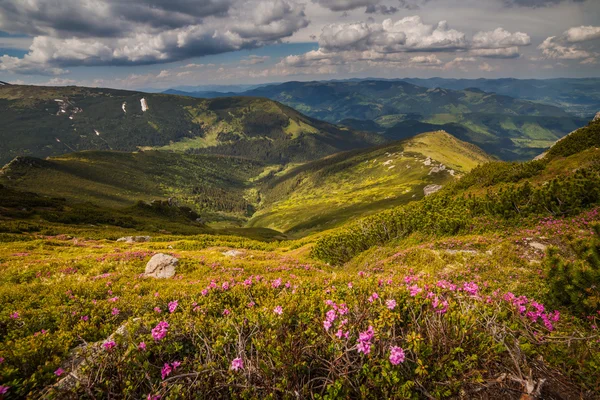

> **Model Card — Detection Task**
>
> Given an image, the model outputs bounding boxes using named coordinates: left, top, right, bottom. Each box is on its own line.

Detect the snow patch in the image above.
left=140, top=98, right=149, bottom=112
left=122, top=102, right=127, bottom=114
left=94, top=130, right=100, bottom=136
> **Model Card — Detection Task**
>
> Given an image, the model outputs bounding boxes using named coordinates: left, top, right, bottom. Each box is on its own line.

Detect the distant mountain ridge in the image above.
left=0, top=85, right=382, bottom=164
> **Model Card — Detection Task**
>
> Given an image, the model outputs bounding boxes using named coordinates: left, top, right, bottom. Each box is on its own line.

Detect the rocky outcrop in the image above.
left=423, top=184, right=443, bottom=196
left=116, top=236, right=151, bottom=243
left=593, top=111, right=600, bottom=123
left=222, top=250, right=244, bottom=257
left=145, top=253, right=178, bottom=278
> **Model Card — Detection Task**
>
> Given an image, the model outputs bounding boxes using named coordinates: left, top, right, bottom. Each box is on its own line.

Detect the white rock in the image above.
left=423, top=184, right=443, bottom=196
left=222, top=250, right=244, bottom=257
left=116, top=236, right=150, bottom=243
left=529, top=242, right=547, bottom=252
left=145, top=254, right=178, bottom=278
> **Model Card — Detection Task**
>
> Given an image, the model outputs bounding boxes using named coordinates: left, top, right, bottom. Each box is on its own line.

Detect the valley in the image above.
left=1, top=83, right=599, bottom=400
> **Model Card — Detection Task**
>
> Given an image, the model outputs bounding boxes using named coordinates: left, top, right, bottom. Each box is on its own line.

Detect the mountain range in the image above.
left=165, top=79, right=591, bottom=160
left=0, top=85, right=380, bottom=165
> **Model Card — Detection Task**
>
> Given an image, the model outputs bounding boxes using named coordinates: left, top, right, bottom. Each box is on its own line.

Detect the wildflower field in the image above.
left=1, top=207, right=599, bottom=399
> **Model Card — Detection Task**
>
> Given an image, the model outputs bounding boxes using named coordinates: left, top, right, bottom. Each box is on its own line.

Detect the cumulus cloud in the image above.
left=0, top=0, right=309, bottom=74
left=472, top=28, right=530, bottom=49
left=538, top=25, right=600, bottom=61
left=278, top=16, right=531, bottom=74
left=564, top=26, right=600, bottom=43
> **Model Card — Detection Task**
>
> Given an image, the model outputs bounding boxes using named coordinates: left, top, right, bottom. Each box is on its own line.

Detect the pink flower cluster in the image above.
left=161, top=361, right=181, bottom=379
left=407, top=284, right=422, bottom=297
left=323, top=300, right=349, bottom=336
left=230, top=357, right=244, bottom=371
left=168, top=300, right=178, bottom=313
left=151, top=321, right=169, bottom=341
left=389, top=346, right=405, bottom=365
left=357, top=326, right=375, bottom=355
left=503, top=293, right=560, bottom=331
left=103, top=341, right=116, bottom=351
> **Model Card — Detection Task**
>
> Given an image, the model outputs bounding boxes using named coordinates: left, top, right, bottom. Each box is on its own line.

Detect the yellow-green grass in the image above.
left=248, top=131, right=493, bottom=235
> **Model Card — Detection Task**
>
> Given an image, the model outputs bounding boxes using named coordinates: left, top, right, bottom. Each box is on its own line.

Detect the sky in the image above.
left=0, top=0, right=599, bottom=90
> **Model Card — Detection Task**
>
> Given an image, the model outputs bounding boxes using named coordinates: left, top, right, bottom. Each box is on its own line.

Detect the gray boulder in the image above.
left=423, top=184, right=443, bottom=196
left=117, top=236, right=151, bottom=243
left=222, top=249, right=245, bottom=257
left=145, top=253, right=178, bottom=278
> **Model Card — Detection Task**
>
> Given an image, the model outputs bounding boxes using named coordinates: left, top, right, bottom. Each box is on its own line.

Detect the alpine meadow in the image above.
left=1, top=1, right=600, bottom=399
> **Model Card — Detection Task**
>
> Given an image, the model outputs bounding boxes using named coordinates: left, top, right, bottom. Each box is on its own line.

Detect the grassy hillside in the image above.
left=0, top=151, right=265, bottom=224
left=0, top=85, right=381, bottom=164
left=248, top=131, right=492, bottom=234
left=357, top=113, right=588, bottom=161
left=313, top=119, right=600, bottom=265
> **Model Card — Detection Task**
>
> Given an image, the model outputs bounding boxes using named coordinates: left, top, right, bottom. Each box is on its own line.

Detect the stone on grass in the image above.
left=145, top=253, right=178, bottom=279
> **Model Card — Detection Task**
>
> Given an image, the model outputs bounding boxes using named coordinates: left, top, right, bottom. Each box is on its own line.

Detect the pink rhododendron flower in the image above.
left=111, top=308, right=120, bottom=316
left=54, top=367, right=65, bottom=376
left=386, top=299, right=397, bottom=310
left=168, top=300, right=178, bottom=313
left=408, top=285, right=422, bottom=297
left=463, top=282, right=479, bottom=296
left=389, top=346, right=406, bottom=365
left=368, top=292, right=379, bottom=303
left=147, top=395, right=160, bottom=400
left=9, top=312, right=19, bottom=319
left=223, top=309, right=230, bottom=316
left=230, top=357, right=244, bottom=371
left=247, top=301, right=255, bottom=308
left=274, top=306, right=283, bottom=315
left=103, top=341, right=116, bottom=351
left=357, top=341, right=371, bottom=354
left=357, top=326, right=375, bottom=355
left=138, top=342, right=147, bottom=351
left=0, top=357, right=4, bottom=364
left=0, top=386, right=9, bottom=394
left=154, top=307, right=162, bottom=313
left=108, top=296, right=119, bottom=302
left=151, top=321, right=169, bottom=341
left=81, top=315, right=89, bottom=322
left=161, top=363, right=172, bottom=379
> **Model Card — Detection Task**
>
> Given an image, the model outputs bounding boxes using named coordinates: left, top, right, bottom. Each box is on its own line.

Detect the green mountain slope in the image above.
left=248, top=130, right=493, bottom=235
left=313, top=117, right=600, bottom=265
left=1, top=130, right=493, bottom=235
left=0, top=85, right=381, bottom=164
left=234, top=81, right=583, bottom=161
left=0, top=151, right=264, bottom=223
left=358, top=113, right=588, bottom=161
